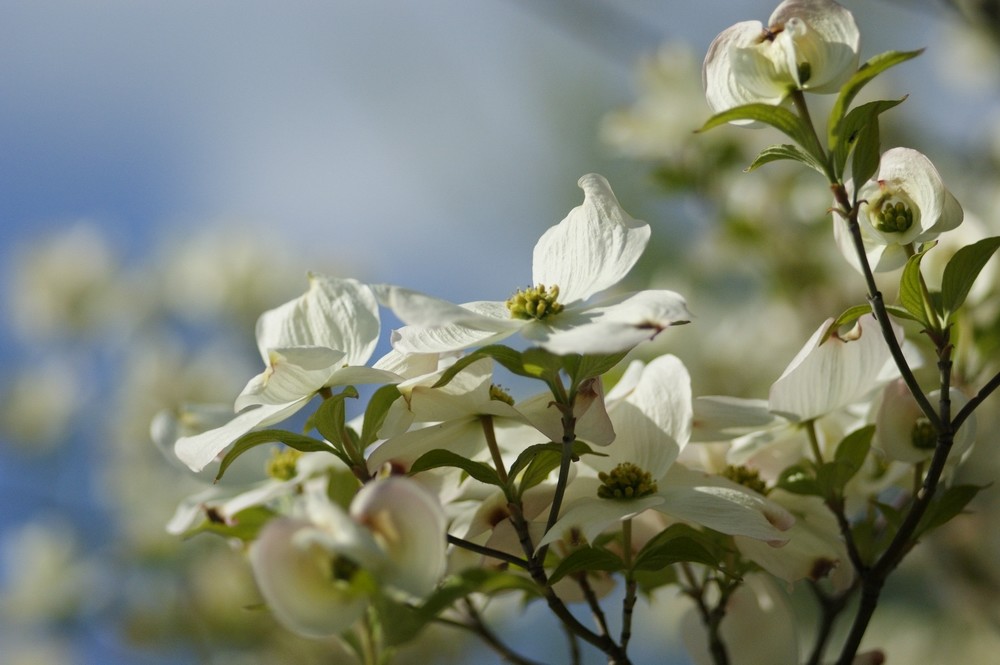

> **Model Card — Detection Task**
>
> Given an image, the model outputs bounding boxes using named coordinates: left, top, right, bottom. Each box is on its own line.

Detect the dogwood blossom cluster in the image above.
left=156, top=1, right=1000, bottom=664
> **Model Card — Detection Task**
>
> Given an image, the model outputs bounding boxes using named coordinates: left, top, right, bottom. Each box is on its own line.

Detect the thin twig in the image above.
left=447, top=534, right=530, bottom=569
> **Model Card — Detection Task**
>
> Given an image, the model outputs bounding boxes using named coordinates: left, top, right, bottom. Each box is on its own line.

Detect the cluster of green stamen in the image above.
left=489, top=384, right=515, bottom=406
left=505, top=284, right=564, bottom=321
left=722, top=465, right=768, bottom=495
left=265, top=446, right=302, bottom=481
left=911, top=417, right=937, bottom=450
left=873, top=200, right=913, bottom=233
left=597, top=462, right=658, bottom=500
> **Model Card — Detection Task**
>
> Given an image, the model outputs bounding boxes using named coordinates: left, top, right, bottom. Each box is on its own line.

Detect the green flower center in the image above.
left=597, top=463, right=658, bottom=500
left=911, top=418, right=937, bottom=450
left=506, top=284, right=564, bottom=321
left=266, top=446, right=302, bottom=481
left=722, top=465, right=768, bottom=495
left=873, top=200, right=914, bottom=234
left=489, top=384, right=515, bottom=406
left=330, top=554, right=361, bottom=583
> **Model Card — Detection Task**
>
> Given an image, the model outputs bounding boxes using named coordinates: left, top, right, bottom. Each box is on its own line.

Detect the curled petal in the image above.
left=256, top=274, right=380, bottom=367
left=532, top=174, right=650, bottom=304
left=351, top=478, right=447, bottom=599
left=249, top=518, right=369, bottom=638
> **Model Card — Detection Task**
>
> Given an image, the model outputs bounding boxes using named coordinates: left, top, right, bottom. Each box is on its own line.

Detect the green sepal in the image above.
left=359, top=383, right=403, bottom=448
left=214, top=429, right=338, bottom=482
left=699, top=103, right=826, bottom=167
left=828, top=50, right=923, bottom=143
left=898, top=244, right=936, bottom=327
left=181, top=505, right=277, bottom=541
left=547, top=546, right=625, bottom=585
left=633, top=523, right=722, bottom=572
left=822, top=303, right=872, bottom=343
left=940, top=236, right=1000, bottom=318
left=305, top=386, right=359, bottom=447
left=408, top=449, right=503, bottom=488
left=915, top=483, right=989, bottom=539
left=746, top=143, right=829, bottom=175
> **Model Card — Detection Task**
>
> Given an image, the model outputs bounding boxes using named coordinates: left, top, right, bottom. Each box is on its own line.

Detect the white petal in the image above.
left=174, top=398, right=312, bottom=472
left=690, top=396, right=777, bottom=443
left=876, top=148, right=945, bottom=235
left=594, top=355, right=692, bottom=479
left=351, top=478, right=447, bottom=599
left=366, top=419, right=486, bottom=473
left=769, top=0, right=860, bottom=92
left=704, top=20, right=783, bottom=114
left=537, top=495, right=665, bottom=547
left=530, top=289, right=690, bottom=355
left=249, top=518, right=369, bottom=638
left=735, top=489, right=853, bottom=591
left=256, top=274, right=380, bottom=367
left=235, top=346, right=346, bottom=411
left=658, top=465, right=793, bottom=543
left=769, top=314, right=895, bottom=421
left=532, top=174, right=650, bottom=304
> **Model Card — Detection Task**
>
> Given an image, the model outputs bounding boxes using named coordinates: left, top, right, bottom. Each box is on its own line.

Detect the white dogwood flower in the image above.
left=378, top=174, right=689, bottom=356
left=703, top=0, right=860, bottom=114
left=174, top=274, right=397, bottom=472
left=539, top=356, right=793, bottom=548
left=835, top=147, right=964, bottom=272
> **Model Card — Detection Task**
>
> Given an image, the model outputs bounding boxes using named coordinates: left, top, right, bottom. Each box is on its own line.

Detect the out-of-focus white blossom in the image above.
left=874, top=379, right=976, bottom=465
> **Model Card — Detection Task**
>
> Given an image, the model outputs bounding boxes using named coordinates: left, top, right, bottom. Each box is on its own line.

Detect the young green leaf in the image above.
left=824, top=425, right=875, bottom=494
left=775, top=463, right=823, bottom=497
left=898, top=246, right=934, bottom=327
left=940, top=236, right=1000, bottom=316
left=915, top=484, right=988, bottom=539
left=698, top=103, right=825, bottom=164
left=822, top=303, right=872, bottom=343
left=828, top=50, right=923, bottom=139
left=215, top=429, right=337, bottom=482
left=182, top=505, right=277, bottom=541
left=358, top=383, right=402, bottom=448
left=829, top=97, right=904, bottom=180
left=633, top=524, right=722, bottom=572
left=746, top=144, right=828, bottom=175
left=408, top=449, right=503, bottom=488
left=306, top=386, right=359, bottom=446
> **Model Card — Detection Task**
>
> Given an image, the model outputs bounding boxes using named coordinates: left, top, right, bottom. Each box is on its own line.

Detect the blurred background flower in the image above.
left=2, top=1, right=999, bottom=663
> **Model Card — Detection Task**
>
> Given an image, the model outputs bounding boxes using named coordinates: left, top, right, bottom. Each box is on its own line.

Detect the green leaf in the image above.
left=182, top=505, right=277, bottom=541
left=746, top=143, right=828, bottom=175
left=898, top=245, right=933, bottom=326
left=215, top=429, right=336, bottom=482
left=415, top=568, right=541, bottom=621
left=359, top=383, right=402, bottom=448
left=916, top=484, right=988, bottom=538
left=699, top=103, right=826, bottom=165
left=561, top=351, right=628, bottom=383
left=513, top=441, right=604, bottom=495
left=828, top=97, right=904, bottom=180
left=775, top=463, right=823, bottom=496
left=305, top=386, right=359, bottom=446
left=884, top=304, right=924, bottom=324
left=822, top=425, right=875, bottom=494
left=432, top=346, right=559, bottom=389
left=829, top=49, right=923, bottom=139
left=940, top=236, right=1000, bottom=316
left=408, top=449, right=503, bottom=488
left=633, top=524, right=722, bottom=572
left=548, top=546, right=625, bottom=585
left=822, top=304, right=872, bottom=342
